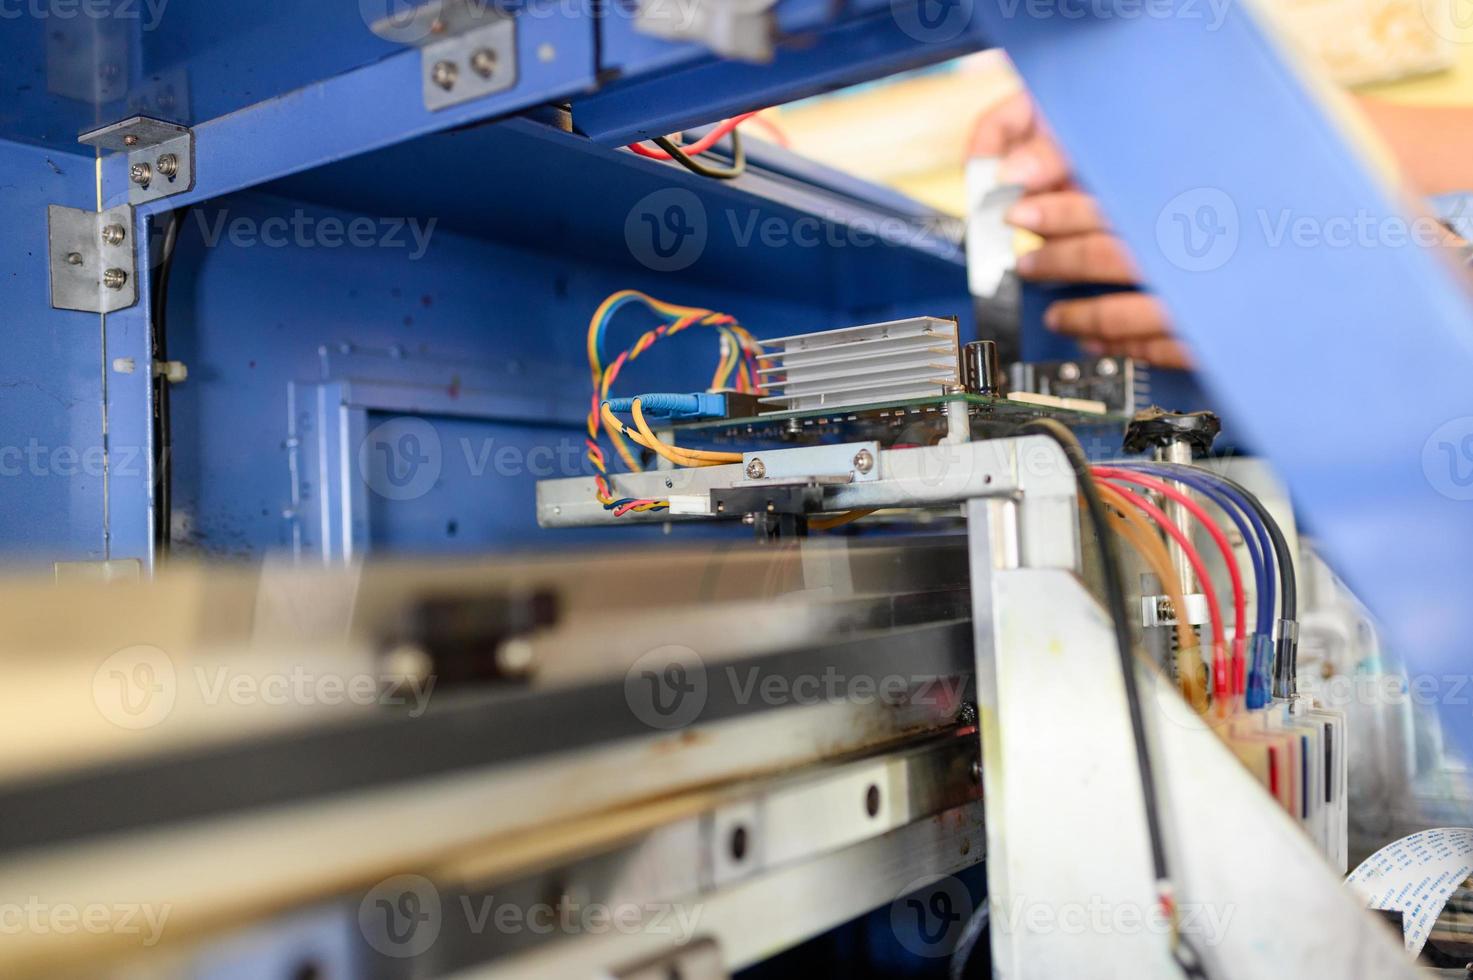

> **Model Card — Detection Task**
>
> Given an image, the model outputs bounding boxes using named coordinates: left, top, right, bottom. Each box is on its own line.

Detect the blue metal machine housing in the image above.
left=5, top=0, right=1473, bottom=868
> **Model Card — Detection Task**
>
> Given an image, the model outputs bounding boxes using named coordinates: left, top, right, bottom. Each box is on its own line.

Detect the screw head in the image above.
left=745, top=458, right=766, bottom=480
left=970, top=759, right=982, bottom=784
left=122, top=134, right=139, bottom=146
left=852, top=448, right=874, bottom=475
left=155, top=153, right=178, bottom=179
left=102, top=268, right=128, bottom=290
left=741, top=513, right=756, bottom=526
left=1096, top=358, right=1120, bottom=377
left=1058, top=362, right=1081, bottom=382
left=129, top=162, right=151, bottom=186
left=431, top=59, right=458, bottom=90
left=470, top=47, right=498, bottom=78
left=65, top=251, right=83, bottom=265
left=101, top=224, right=126, bottom=245
left=495, top=638, right=536, bottom=676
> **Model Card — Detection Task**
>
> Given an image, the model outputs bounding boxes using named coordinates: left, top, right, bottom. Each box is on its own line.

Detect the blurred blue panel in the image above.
left=979, top=4, right=1473, bottom=757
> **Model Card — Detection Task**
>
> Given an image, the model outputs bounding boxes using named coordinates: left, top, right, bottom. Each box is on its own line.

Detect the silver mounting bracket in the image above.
left=47, top=204, right=137, bottom=313
left=740, top=441, right=882, bottom=485
left=78, top=115, right=195, bottom=205
left=370, top=0, right=518, bottom=112
left=635, top=0, right=778, bottom=62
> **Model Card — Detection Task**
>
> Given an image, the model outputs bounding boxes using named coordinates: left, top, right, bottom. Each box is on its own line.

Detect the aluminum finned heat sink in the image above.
left=756, top=317, right=960, bottom=414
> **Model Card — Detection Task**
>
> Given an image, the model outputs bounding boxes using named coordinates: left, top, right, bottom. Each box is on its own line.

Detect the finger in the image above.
left=1043, top=293, right=1172, bottom=342
left=1015, top=233, right=1139, bottom=284
left=998, top=131, right=1072, bottom=192
left=967, top=90, right=1035, bottom=159
left=1006, top=191, right=1107, bottom=237
left=1118, top=338, right=1194, bottom=370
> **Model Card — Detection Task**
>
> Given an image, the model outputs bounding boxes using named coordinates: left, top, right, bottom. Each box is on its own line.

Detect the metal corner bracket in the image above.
left=47, top=203, right=137, bottom=314
left=369, top=0, right=518, bottom=112
left=78, top=115, right=196, bottom=205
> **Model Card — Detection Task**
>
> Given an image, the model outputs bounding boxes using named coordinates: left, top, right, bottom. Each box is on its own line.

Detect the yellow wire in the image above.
left=809, top=509, right=877, bottom=531
left=598, top=402, right=741, bottom=469
left=629, top=400, right=743, bottom=465
left=598, top=368, right=643, bottom=473
left=1095, top=483, right=1210, bottom=713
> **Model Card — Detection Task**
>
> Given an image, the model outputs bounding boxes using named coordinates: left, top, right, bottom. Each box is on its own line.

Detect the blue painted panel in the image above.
left=164, top=156, right=968, bottom=558
left=0, top=139, right=108, bottom=567
left=578, top=4, right=989, bottom=145
left=102, top=12, right=599, bottom=215
left=979, top=5, right=1473, bottom=757
left=362, top=411, right=593, bottom=554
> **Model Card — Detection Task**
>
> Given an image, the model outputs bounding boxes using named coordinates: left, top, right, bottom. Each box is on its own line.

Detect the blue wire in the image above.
left=1116, top=461, right=1282, bottom=708
left=1115, top=461, right=1275, bottom=636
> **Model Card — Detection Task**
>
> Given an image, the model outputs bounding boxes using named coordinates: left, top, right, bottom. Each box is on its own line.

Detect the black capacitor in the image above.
left=961, top=340, right=999, bottom=396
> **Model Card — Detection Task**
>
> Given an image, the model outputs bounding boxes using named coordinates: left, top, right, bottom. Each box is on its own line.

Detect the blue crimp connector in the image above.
left=605, top=392, right=727, bottom=420
left=1246, top=633, right=1274, bottom=709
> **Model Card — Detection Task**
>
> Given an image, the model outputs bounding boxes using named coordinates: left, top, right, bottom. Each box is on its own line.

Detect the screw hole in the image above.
left=729, top=824, right=748, bottom=862
left=865, top=783, right=881, bottom=818
left=291, top=962, right=322, bottom=980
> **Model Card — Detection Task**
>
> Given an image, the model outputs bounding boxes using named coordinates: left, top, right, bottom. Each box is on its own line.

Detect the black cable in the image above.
left=948, top=897, right=989, bottom=980
left=1019, top=419, right=1206, bottom=978
left=1137, top=460, right=1299, bottom=696
left=651, top=130, right=745, bottom=180
left=151, top=206, right=189, bottom=556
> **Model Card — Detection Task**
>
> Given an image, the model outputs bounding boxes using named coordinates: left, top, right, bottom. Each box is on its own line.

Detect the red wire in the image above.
left=1098, top=478, right=1231, bottom=707
left=744, top=114, right=790, bottom=147
left=627, top=113, right=757, bottom=160
left=1095, top=466, right=1249, bottom=700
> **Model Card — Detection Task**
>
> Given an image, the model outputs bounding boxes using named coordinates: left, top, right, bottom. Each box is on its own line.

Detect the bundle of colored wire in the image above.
left=1115, top=461, right=1280, bottom=708
left=1097, top=477, right=1231, bottom=711
left=1094, top=484, right=1209, bottom=712
left=1095, top=467, right=1247, bottom=707
left=1133, top=461, right=1300, bottom=702
left=586, top=290, right=762, bottom=516
left=627, top=112, right=764, bottom=160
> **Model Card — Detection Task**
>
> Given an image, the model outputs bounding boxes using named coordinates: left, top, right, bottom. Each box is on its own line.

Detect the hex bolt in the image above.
left=155, top=153, right=179, bottom=179
left=470, top=47, right=498, bottom=78
left=102, top=268, right=128, bottom=290
left=852, top=448, right=874, bottom=475
left=65, top=251, right=83, bottom=265
left=129, top=162, right=152, bottom=186
left=745, top=458, right=766, bottom=480
left=431, top=59, right=459, bottom=90
left=101, top=224, right=126, bottom=245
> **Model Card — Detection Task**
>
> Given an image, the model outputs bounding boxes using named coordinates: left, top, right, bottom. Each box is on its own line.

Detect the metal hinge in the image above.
left=635, top=0, right=778, bottom=62
left=47, top=204, right=137, bottom=313
left=78, top=115, right=195, bottom=205
left=370, top=0, right=518, bottom=112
